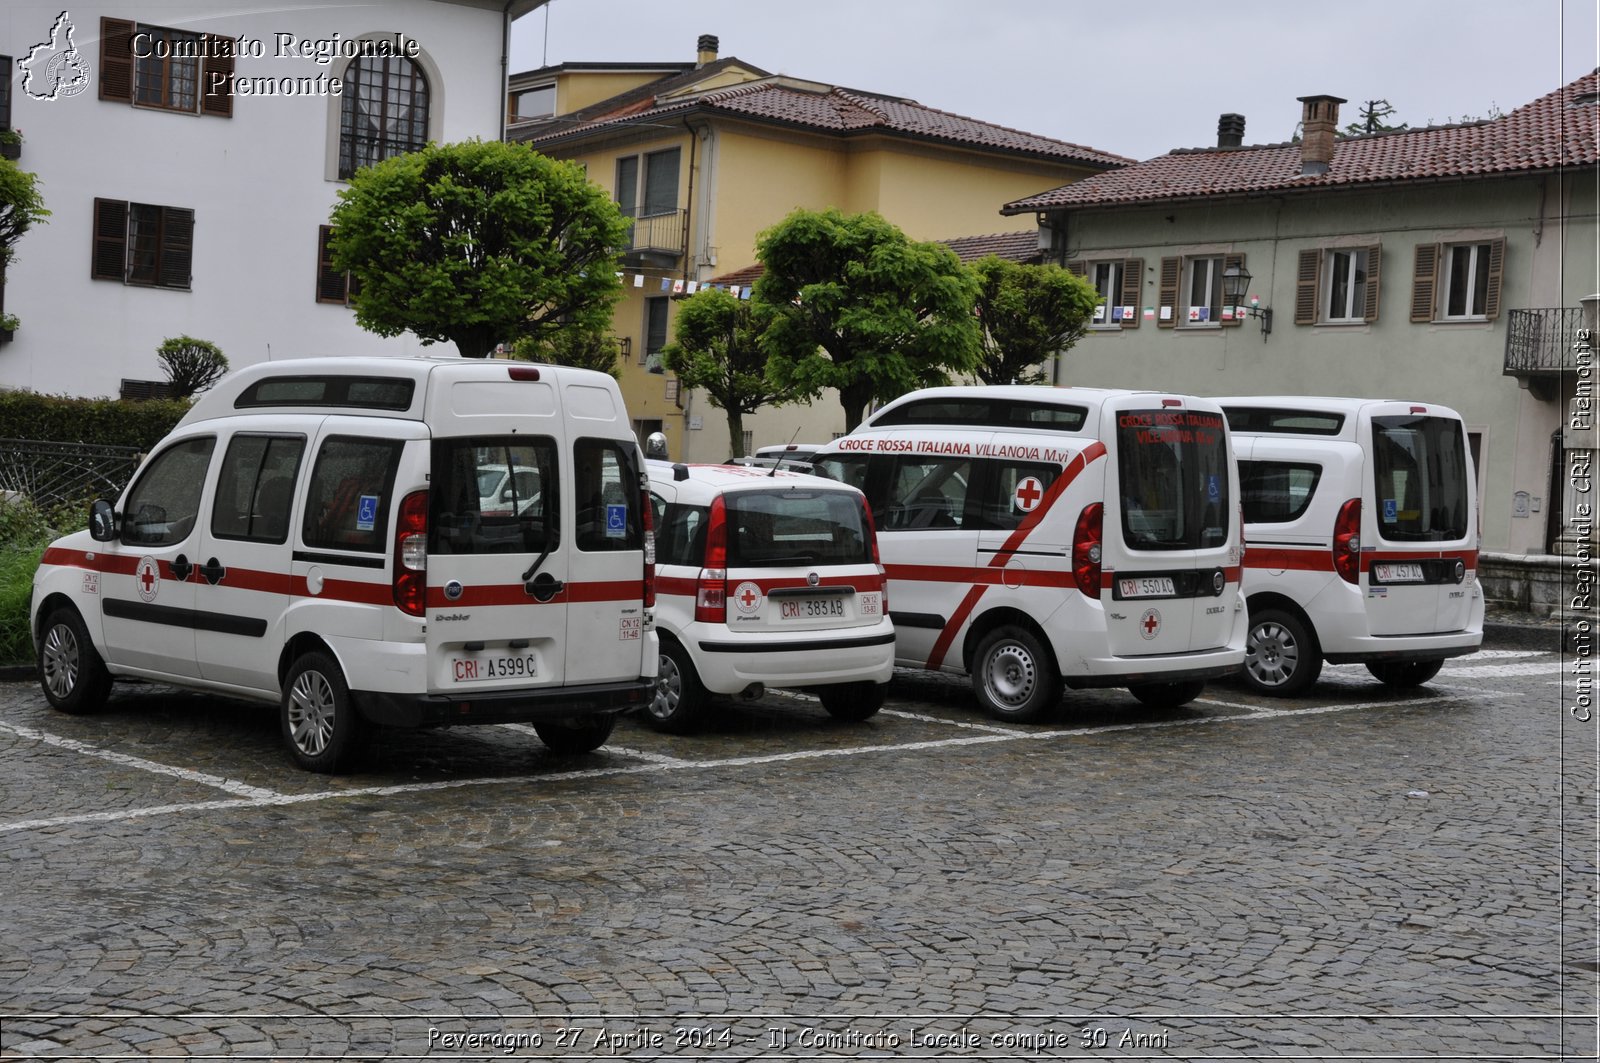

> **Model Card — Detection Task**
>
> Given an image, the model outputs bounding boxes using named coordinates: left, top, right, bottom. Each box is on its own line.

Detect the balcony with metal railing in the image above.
left=619, top=208, right=687, bottom=267
left=1503, top=307, right=1592, bottom=400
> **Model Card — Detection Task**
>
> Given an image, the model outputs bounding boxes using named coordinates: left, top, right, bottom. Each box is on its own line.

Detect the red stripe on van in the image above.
left=1243, top=547, right=1333, bottom=572
left=924, top=441, right=1106, bottom=671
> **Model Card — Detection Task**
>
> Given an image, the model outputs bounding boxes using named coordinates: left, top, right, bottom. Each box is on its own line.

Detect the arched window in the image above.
left=338, top=54, right=429, bottom=179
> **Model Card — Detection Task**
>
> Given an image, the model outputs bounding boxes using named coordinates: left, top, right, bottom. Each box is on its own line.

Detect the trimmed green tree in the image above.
left=156, top=335, right=229, bottom=398
left=0, top=158, right=50, bottom=333
left=754, top=208, right=981, bottom=432
left=661, top=287, right=801, bottom=454
left=970, top=255, right=1099, bottom=385
left=328, top=140, right=629, bottom=359
left=511, top=328, right=623, bottom=379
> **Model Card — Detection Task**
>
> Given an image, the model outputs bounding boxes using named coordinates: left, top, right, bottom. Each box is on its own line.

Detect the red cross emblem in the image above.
left=1140, top=608, right=1162, bottom=640
left=732, top=581, right=762, bottom=615
left=135, top=556, right=160, bottom=602
left=1013, top=476, right=1044, bottom=513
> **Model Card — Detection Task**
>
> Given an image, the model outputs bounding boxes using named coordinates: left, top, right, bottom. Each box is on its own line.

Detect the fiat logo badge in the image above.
left=444, top=580, right=464, bottom=601
left=807, top=571, right=820, bottom=587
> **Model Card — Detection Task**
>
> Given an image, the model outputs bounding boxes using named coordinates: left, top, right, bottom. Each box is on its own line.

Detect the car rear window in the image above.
left=429, top=437, right=557, bottom=555
left=725, top=489, right=871, bottom=567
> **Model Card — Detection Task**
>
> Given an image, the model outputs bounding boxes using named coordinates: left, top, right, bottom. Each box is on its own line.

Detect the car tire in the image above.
left=1128, top=679, right=1207, bottom=708
left=818, top=681, right=885, bottom=722
left=37, top=606, right=112, bottom=715
left=1365, top=659, right=1444, bottom=688
left=972, top=625, right=1062, bottom=723
left=534, top=715, right=616, bottom=755
left=645, top=639, right=707, bottom=734
left=1242, top=608, right=1322, bottom=697
left=281, top=651, right=362, bottom=774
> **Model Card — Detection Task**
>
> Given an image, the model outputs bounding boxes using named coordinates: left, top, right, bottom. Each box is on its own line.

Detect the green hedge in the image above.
left=0, top=392, right=190, bottom=449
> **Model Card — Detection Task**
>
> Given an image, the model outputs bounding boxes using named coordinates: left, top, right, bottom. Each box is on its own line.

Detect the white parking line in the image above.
left=0, top=721, right=282, bottom=801
left=0, top=688, right=1483, bottom=835
left=497, top=723, right=693, bottom=766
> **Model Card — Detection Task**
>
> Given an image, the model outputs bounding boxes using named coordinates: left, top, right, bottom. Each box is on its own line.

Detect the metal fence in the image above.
left=1504, top=307, right=1587, bottom=374
left=0, top=438, right=143, bottom=514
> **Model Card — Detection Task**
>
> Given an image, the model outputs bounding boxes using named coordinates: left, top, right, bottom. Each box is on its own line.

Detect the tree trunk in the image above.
left=726, top=410, right=745, bottom=459
left=452, top=326, right=498, bottom=359
left=840, top=380, right=874, bottom=433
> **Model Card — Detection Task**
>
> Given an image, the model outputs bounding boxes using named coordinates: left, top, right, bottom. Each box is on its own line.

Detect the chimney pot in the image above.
left=696, top=34, right=719, bottom=66
left=1297, top=94, right=1346, bottom=176
left=1217, top=113, right=1246, bottom=148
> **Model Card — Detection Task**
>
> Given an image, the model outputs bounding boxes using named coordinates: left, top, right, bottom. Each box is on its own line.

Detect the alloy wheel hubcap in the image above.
left=652, top=656, right=681, bottom=718
left=287, top=671, right=335, bottom=755
left=1246, top=623, right=1298, bottom=686
left=42, top=624, right=80, bottom=699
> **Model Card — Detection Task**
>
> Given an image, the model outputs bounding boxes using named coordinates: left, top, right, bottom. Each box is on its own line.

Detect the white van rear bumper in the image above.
left=688, top=622, right=897, bottom=693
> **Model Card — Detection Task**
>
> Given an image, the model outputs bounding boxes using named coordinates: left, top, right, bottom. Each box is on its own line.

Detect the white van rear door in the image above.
left=565, top=433, right=649, bottom=685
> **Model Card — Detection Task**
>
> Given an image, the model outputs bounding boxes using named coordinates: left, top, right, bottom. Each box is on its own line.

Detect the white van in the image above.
left=813, top=386, right=1248, bottom=721
left=644, top=461, right=894, bottom=732
left=1218, top=396, right=1484, bottom=695
left=31, top=356, right=657, bottom=771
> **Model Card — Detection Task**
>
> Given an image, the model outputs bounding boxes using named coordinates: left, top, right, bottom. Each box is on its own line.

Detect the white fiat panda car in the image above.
left=644, top=461, right=895, bottom=732
left=1220, top=396, right=1483, bottom=695
left=31, top=356, right=657, bottom=772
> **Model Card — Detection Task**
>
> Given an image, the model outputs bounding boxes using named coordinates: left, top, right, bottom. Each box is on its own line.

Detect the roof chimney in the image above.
left=1297, top=94, right=1346, bottom=175
left=696, top=34, right=719, bottom=67
left=1217, top=113, right=1246, bottom=148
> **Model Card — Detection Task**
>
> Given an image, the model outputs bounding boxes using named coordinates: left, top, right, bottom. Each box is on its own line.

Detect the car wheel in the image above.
left=645, top=639, right=707, bottom=734
left=38, top=606, right=112, bottom=715
left=534, top=715, right=616, bottom=754
left=1365, top=659, right=1444, bottom=688
left=817, top=681, right=885, bottom=722
left=972, top=625, right=1062, bottom=722
left=1128, top=679, right=1206, bottom=708
left=281, top=651, right=362, bottom=773
left=1242, top=608, right=1322, bottom=697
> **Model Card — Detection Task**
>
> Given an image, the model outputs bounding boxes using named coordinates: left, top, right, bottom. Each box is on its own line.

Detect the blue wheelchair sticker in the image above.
left=1383, top=497, right=1398, bottom=522
left=1206, top=474, right=1221, bottom=503
left=356, top=494, right=380, bottom=531
left=605, top=503, right=627, bottom=538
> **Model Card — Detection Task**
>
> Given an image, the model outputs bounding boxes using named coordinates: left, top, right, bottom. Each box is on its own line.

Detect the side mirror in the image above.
left=89, top=499, right=117, bottom=542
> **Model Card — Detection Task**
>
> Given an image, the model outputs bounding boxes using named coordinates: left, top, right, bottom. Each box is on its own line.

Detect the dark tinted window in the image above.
left=575, top=438, right=644, bottom=552
left=121, top=437, right=215, bottom=546
left=883, top=457, right=971, bottom=530
left=430, top=437, right=557, bottom=555
left=1239, top=461, right=1322, bottom=524
left=1223, top=407, right=1345, bottom=435
left=211, top=434, right=305, bottom=543
left=655, top=500, right=709, bottom=567
left=1372, top=416, right=1470, bottom=542
left=301, top=437, right=403, bottom=552
left=725, top=489, right=871, bottom=566
left=972, top=460, right=1062, bottom=531
left=236, top=376, right=415, bottom=411
left=1116, top=409, right=1231, bottom=550
left=870, top=397, right=1088, bottom=432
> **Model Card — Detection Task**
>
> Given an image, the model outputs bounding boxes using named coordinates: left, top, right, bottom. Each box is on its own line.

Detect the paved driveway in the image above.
left=0, top=642, right=1593, bottom=1060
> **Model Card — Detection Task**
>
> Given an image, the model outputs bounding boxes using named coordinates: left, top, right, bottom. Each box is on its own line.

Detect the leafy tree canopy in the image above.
left=329, top=140, right=628, bottom=359
left=512, top=327, right=622, bottom=380
left=661, top=287, right=802, bottom=453
left=0, top=159, right=49, bottom=269
left=970, top=255, right=1099, bottom=385
left=754, top=208, right=981, bottom=432
left=156, top=335, right=229, bottom=398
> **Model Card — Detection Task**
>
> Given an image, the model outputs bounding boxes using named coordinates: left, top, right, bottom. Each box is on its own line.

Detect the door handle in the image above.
left=170, top=554, right=192, bottom=582
left=526, top=571, right=564, bottom=602
left=198, top=557, right=226, bottom=585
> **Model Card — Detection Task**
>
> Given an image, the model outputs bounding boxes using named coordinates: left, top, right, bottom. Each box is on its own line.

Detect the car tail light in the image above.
left=1333, top=497, right=1361, bottom=585
left=393, top=489, right=428, bottom=617
left=861, top=497, right=887, bottom=614
left=695, top=494, right=728, bottom=623
left=640, top=474, right=656, bottom=608
left=1072, top=502, right=1104, bottom=599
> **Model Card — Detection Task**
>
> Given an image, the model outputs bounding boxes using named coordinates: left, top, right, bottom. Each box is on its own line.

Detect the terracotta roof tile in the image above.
left=1004, top=70, right=1599, bottom=212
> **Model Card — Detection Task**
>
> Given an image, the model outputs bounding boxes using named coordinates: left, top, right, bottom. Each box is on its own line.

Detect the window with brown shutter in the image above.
left=0, top=55, right=12, bottom=132
left=99, top=18, right=232, bottom=116
left=1157, top=257, right=1181, bottom=329
left=1362, top=243, right=1382, bottom=323
left=200, top=35, right=234, bottom=117
left=1294, top=249, right=1321, bottom=325
left=91, top=198, right=193, bottom=290
left=99, top=18, right=135, bottom=102
left=1411, top=243, right=1439, bottom=322
left=1436, top=237, right=1505, bottom=321
left=1118, top=258, right=1144, bottom=329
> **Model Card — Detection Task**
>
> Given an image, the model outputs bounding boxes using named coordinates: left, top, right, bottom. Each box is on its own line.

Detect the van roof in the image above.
left=175, top=355, right=620, bottom=427
left=1215, top=396, right=1465, bottom=439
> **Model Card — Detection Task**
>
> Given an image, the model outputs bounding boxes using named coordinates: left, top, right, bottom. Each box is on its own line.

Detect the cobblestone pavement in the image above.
left=0, top=636, right=1594, bottom=1061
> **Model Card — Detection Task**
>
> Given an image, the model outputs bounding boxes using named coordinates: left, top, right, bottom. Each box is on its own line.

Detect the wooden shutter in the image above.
left=200, top=36, right=234, bottom=117
left=99, top=17, right=135, bottom=103
left=1294, top=249, right=1321, bottom=325
left=1410, top=243, right=1439, bottom=322
left=1118, top=258, right=1144, bottom=328
left=1221, top=253, right=1245, bottom=327
left=1064, top=261, right=1087, bottom=277
left=1362, top=243, right=1382, bottom=323
left=1482, top=237, right=1505, bottom=320
left=159, top=207, right=194, bottom=289
left=1157, top=256, right=1180, bottom=329
left=91, top=198, right=128, bottom=281
left=316, top=226, right=349, bottom=304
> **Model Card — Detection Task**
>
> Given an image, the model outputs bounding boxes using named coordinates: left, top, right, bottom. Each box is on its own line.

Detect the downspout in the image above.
left=676, top=117, right=699, bottom=455
left=499, top=0, right=517, bottom=141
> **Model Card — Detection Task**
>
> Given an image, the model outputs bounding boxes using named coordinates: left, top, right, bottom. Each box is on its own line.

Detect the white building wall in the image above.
left=2, top=0, right=515, bottom=398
